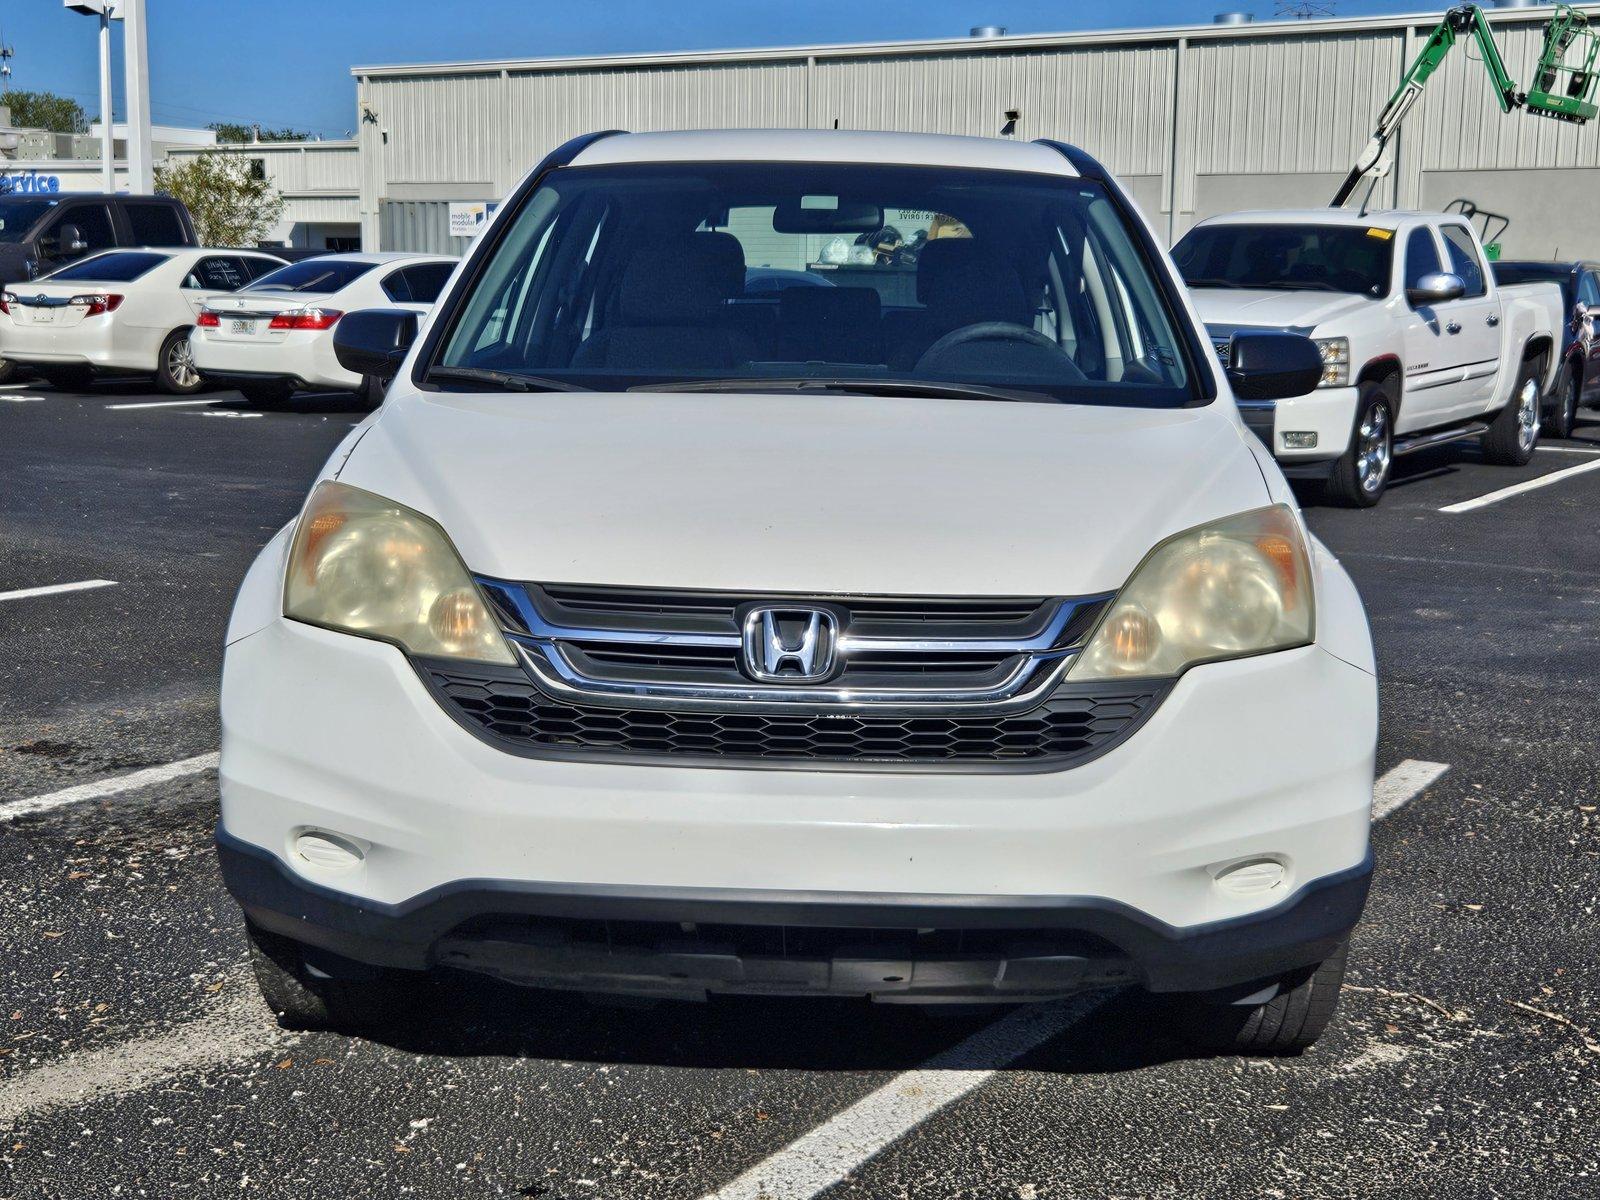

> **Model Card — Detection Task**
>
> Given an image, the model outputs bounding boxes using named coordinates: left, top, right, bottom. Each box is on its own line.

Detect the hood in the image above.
left=335, top=391, right=1271, bottom=597
left=1189, top=288, right=1376, bottom=333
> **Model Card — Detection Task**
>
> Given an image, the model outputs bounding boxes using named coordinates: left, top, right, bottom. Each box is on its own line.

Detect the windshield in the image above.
left=428, top=163, right=1197, bottom=406
left=44, top=251, right=170, bottom=283
left=0, top=197, right=55, bottom=244
left=245, top=259, right=374, bottom=294
left=1173, top=223, right=1394, bottom=298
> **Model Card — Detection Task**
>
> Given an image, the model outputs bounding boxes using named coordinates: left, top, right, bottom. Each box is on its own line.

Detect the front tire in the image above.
left=246, top=921, right=427, bottom=1033
left=1170, top=941, right=1349, bottom=1056
left=1482, top=356, right=1543, bottom=465
left=1324, top=383, right=1394, bottom=508
left=1547, top=361, right=1580, bottom=441
left=156, top=328, right=206, bottom=395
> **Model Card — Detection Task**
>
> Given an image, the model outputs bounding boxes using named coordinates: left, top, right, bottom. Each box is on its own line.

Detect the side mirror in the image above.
left=1226, top=331, right=1324, bottom=401
left=1406, top=271, right=1465, bottom=308
left=333, top=308, right=419, bottom=380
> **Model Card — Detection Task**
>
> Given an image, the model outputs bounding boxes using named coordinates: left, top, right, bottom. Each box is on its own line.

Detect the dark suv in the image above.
left=0, top=193, right=197, bottom=380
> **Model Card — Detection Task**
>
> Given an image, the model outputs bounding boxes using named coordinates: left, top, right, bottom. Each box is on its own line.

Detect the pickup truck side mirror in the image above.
left=44, top=223, right=88, bottom=258
left=333, top=308, right=419, bottom=380
left=1226, top=331, right=1324, bottom=401
left=1406, top=271, right=1466, bottom=308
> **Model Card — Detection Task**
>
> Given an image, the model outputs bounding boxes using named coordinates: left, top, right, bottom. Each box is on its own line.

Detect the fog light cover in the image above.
left=1213, top=858, right=1287, bottom=897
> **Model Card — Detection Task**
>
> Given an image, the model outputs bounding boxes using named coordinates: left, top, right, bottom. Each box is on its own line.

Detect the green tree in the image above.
left=207, top=122, right=311, bottom=144
left=152, top=152, right=285, bottom=246
left=4, top=90, right=88, bottom=134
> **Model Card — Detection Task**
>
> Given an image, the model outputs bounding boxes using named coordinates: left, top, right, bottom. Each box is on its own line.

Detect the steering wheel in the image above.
left=914, top=321, right=1087, bottom=382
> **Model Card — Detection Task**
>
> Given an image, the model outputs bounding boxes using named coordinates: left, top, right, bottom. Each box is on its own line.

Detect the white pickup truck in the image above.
left=1174, top=210, right=1564, bottom=506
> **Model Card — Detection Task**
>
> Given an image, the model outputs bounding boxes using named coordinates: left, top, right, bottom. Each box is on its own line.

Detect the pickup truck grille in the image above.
left=420, top=661, right=1167, bottom=771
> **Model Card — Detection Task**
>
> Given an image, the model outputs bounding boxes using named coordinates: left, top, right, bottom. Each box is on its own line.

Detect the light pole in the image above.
left=121, top=0, right=153, bottom=192
left=63, top=0, right=122, bottom=193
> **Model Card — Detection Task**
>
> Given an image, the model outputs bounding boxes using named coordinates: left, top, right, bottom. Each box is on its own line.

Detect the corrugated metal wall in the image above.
left=360, top=9, right=1600, bottom=259
left=379, top=200, right=458, bottom=255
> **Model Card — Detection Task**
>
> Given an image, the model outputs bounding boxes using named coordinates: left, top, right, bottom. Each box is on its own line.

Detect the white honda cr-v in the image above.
left=218, top=129, right=1377, bottom=1054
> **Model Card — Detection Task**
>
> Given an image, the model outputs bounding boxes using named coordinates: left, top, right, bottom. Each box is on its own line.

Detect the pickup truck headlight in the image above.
left=1314, top=337, right=1350, bottom=388
left=1067, top=505, right=1314, bottom=681
left=283, top=481, right=514, bottom=664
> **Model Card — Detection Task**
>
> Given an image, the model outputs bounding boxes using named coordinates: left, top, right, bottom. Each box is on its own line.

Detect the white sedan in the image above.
left=192, top=252, right=458, bottom=406
left=0, top=248, right=287, bottom=393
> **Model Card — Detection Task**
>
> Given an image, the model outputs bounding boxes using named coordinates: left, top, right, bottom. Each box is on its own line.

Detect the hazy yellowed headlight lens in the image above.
left=1068, top=505, right=1314, bottom=680
left=284, top=481, right=514, bottom=664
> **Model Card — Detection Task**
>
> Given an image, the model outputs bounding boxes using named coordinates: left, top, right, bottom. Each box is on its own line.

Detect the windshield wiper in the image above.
left=1271, top=281, right=1343, bottom=292
left=628, top=377, right=1054, bottom=404
left=424, top=366, right=588, bottom=393
left=1182, top=277, right=1246, bottom=289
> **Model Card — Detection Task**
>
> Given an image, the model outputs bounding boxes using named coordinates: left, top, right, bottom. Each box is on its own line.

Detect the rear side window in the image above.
left=402, top=262, right=454, bottom=304
left=381, top=268, right=414, bottom=303
left=1403, top=229, right=1443, bottom=289
left=245, top=259, right=375, bottom=294
left=1440, top=225, right=1487, bottom=298
left=46, top=250, right=169, bottom=282
left=186, top=256, right=250, bottom=291
left=124, top=203, right=187, bottom=246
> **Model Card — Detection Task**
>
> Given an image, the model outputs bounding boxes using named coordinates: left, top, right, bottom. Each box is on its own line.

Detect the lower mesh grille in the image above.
left=421, top=662, right=1167, bottom=770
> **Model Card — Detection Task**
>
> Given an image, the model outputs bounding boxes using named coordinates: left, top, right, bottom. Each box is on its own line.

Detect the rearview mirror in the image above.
left=1226, top=331, right=1324, bottom=401
left=333, top=308, right=419, bottom=380
left=1406, top=271, right=1465, bottom=308
left=772, top=198, right=884, bottom=234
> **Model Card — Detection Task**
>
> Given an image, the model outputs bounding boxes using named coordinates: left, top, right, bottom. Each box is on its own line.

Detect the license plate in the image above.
left=229, top=318, right=256, bottom=335
left=33, top=308, right=53, bottom=323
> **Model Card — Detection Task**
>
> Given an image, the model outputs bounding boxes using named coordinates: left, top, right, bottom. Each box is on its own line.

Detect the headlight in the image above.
left=1314, top=337, right=1349, bottom=388
left=283, top=481, right=514, bottom=664
left=1067, top=505, right=1314, bottom=681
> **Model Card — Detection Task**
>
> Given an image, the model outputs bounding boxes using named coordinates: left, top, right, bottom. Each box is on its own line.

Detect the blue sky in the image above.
left=3, top=0, right=1428, bottom=139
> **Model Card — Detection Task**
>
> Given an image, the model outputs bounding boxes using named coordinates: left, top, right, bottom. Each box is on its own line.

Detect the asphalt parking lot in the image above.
left=1, top=379, right=1597, bottom=1200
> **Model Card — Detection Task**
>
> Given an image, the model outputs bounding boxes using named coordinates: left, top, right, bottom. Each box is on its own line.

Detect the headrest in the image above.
left=618, top=232, right=746, bottom=325
left=915, top=239, right=1030, bottom=326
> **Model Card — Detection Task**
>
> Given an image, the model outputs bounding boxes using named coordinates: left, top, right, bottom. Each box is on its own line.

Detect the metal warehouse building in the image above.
left=352, top=4, right=1600, bottom=260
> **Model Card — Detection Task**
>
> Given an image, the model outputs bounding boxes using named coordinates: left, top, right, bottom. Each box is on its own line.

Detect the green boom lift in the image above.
left=1333, top=3, right=1600, bottom=209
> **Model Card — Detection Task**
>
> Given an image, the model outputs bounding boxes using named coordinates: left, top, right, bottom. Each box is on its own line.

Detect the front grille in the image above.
left=478, top=579, right=1108, bottom=705
left=538, top=584, right=1049, bottom=627
left=422, top=662, right=1167, bottom=771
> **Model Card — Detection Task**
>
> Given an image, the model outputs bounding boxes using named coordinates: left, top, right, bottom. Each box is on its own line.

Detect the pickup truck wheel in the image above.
left=246, top=921, right=430, bottom=1032
left=1482, top=359, right=1542, bottom=465
left=1170, top=941, right=1349, bottom=1056
left=235, top=378, right=296, bottom=406
left=1325, top=384, right=1393, bottom=507
left=1547, top=363, right=1579, bottom=441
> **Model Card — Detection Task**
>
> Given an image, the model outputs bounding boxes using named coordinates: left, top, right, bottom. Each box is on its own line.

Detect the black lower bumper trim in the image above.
left=217, top=828, right=1372, bottom=999
left=1280, top=459, right=1339, bottom=482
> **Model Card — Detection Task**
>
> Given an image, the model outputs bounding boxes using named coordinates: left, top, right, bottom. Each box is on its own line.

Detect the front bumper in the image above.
left=1271, top=385, right=1359, bottom=464
left=220, top=828, right=1372, bottom=1001
left=218, top=617, right=1377, bottom=999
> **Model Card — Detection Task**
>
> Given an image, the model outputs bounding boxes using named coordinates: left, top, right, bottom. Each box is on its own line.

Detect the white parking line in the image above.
left=0, top=578, right=117, bottom=603
left=702, top=992, right=1109, bottom=1200
left=0, top=979, right=285, bottom=1132
left=0, top=394, right=46, bottom=402
left=1372, top=759, right=1450, bottom=821
left=1440, top=457, right=1600, bottom=513
left=1537, top=445, right=1600, bottom=455
left=0, top=752, right=219, bottom=823
left=198, top=410, right=264, bottom=419
left=103, top=398, right=221, bottom=410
